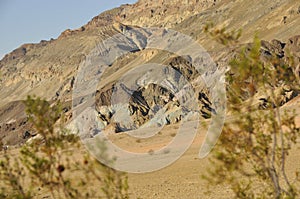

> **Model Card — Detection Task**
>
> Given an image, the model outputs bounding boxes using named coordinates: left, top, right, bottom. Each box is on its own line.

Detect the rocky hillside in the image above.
left=0, top=0, right=300, bottom=145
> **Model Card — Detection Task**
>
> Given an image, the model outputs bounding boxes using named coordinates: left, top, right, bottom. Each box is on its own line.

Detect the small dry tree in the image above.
left=0, top=96, right=129, bottom=199
left=203, top=24, right=300, bottom=198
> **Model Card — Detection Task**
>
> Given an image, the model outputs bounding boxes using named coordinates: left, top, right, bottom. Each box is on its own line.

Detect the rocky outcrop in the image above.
left=249, top=36, right=300, bottom=109
left=94, top=53, right=215, bottom=133
left=286, top=35, right=300, bottom=67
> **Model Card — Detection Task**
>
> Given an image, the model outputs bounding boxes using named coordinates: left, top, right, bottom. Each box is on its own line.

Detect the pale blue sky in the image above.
left=0, top=0, right=137, bottom=59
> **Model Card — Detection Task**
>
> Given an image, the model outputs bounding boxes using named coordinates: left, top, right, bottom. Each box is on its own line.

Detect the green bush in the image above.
left=204, top=25, right=300, bottom=198
left=0, top=96, right=129, bottom=199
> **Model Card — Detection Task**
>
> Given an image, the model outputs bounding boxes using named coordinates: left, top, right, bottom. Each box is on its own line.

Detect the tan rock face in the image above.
left=1, top=0, right=300, bottom=144
left=286, top=35, right=300, bottom=66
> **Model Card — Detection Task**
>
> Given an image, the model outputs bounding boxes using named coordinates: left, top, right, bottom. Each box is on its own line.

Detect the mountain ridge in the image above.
left=0, top=0, right=300, bottom=146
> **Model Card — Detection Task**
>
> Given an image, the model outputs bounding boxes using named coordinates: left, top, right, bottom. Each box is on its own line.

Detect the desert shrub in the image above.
left=203, top=22, right=242, bottom=46
left=0, top=96, right=129, bottom=199
left=204, top=25, right=300, bottom=198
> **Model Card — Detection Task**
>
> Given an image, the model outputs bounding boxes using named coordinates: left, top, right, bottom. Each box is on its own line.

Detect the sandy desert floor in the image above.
left=1, top=96, right=300, bottom=199
left=126, top=127, right=300, bottom=199
left=108, top=96, right=300, bottom=199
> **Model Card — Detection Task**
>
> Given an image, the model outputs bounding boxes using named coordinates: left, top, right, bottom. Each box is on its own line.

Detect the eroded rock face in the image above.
left=241, top=37, right=300, bottom=109
left=93, top=53, right=215, bottom=133
left=286, top=35, right=300, bottom=67
left=0, top=101, right=33, bottom=145
left=261, top=39, right=285, bottom=59
left=92, top=34, right=300, bottom=134
left=127, top=83, right=178, bottom=128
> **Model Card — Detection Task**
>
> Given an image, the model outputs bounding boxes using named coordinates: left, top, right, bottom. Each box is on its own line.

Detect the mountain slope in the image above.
left=0, top=0, right=300, bottom=145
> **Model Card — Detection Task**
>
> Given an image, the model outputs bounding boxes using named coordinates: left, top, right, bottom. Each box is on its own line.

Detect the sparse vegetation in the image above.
left=148, top=149, right=154, bottom=155
left=203, top=22, right=242, bottom=46
left=170, top=132, right=176, bottom=137
left=204, top=25, right=300, bottom=198
left=136, top=139, right=141, bottom=143
left=1, top=1, right=300, bottom=198
left=0, top=96, right=129, bottom=199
